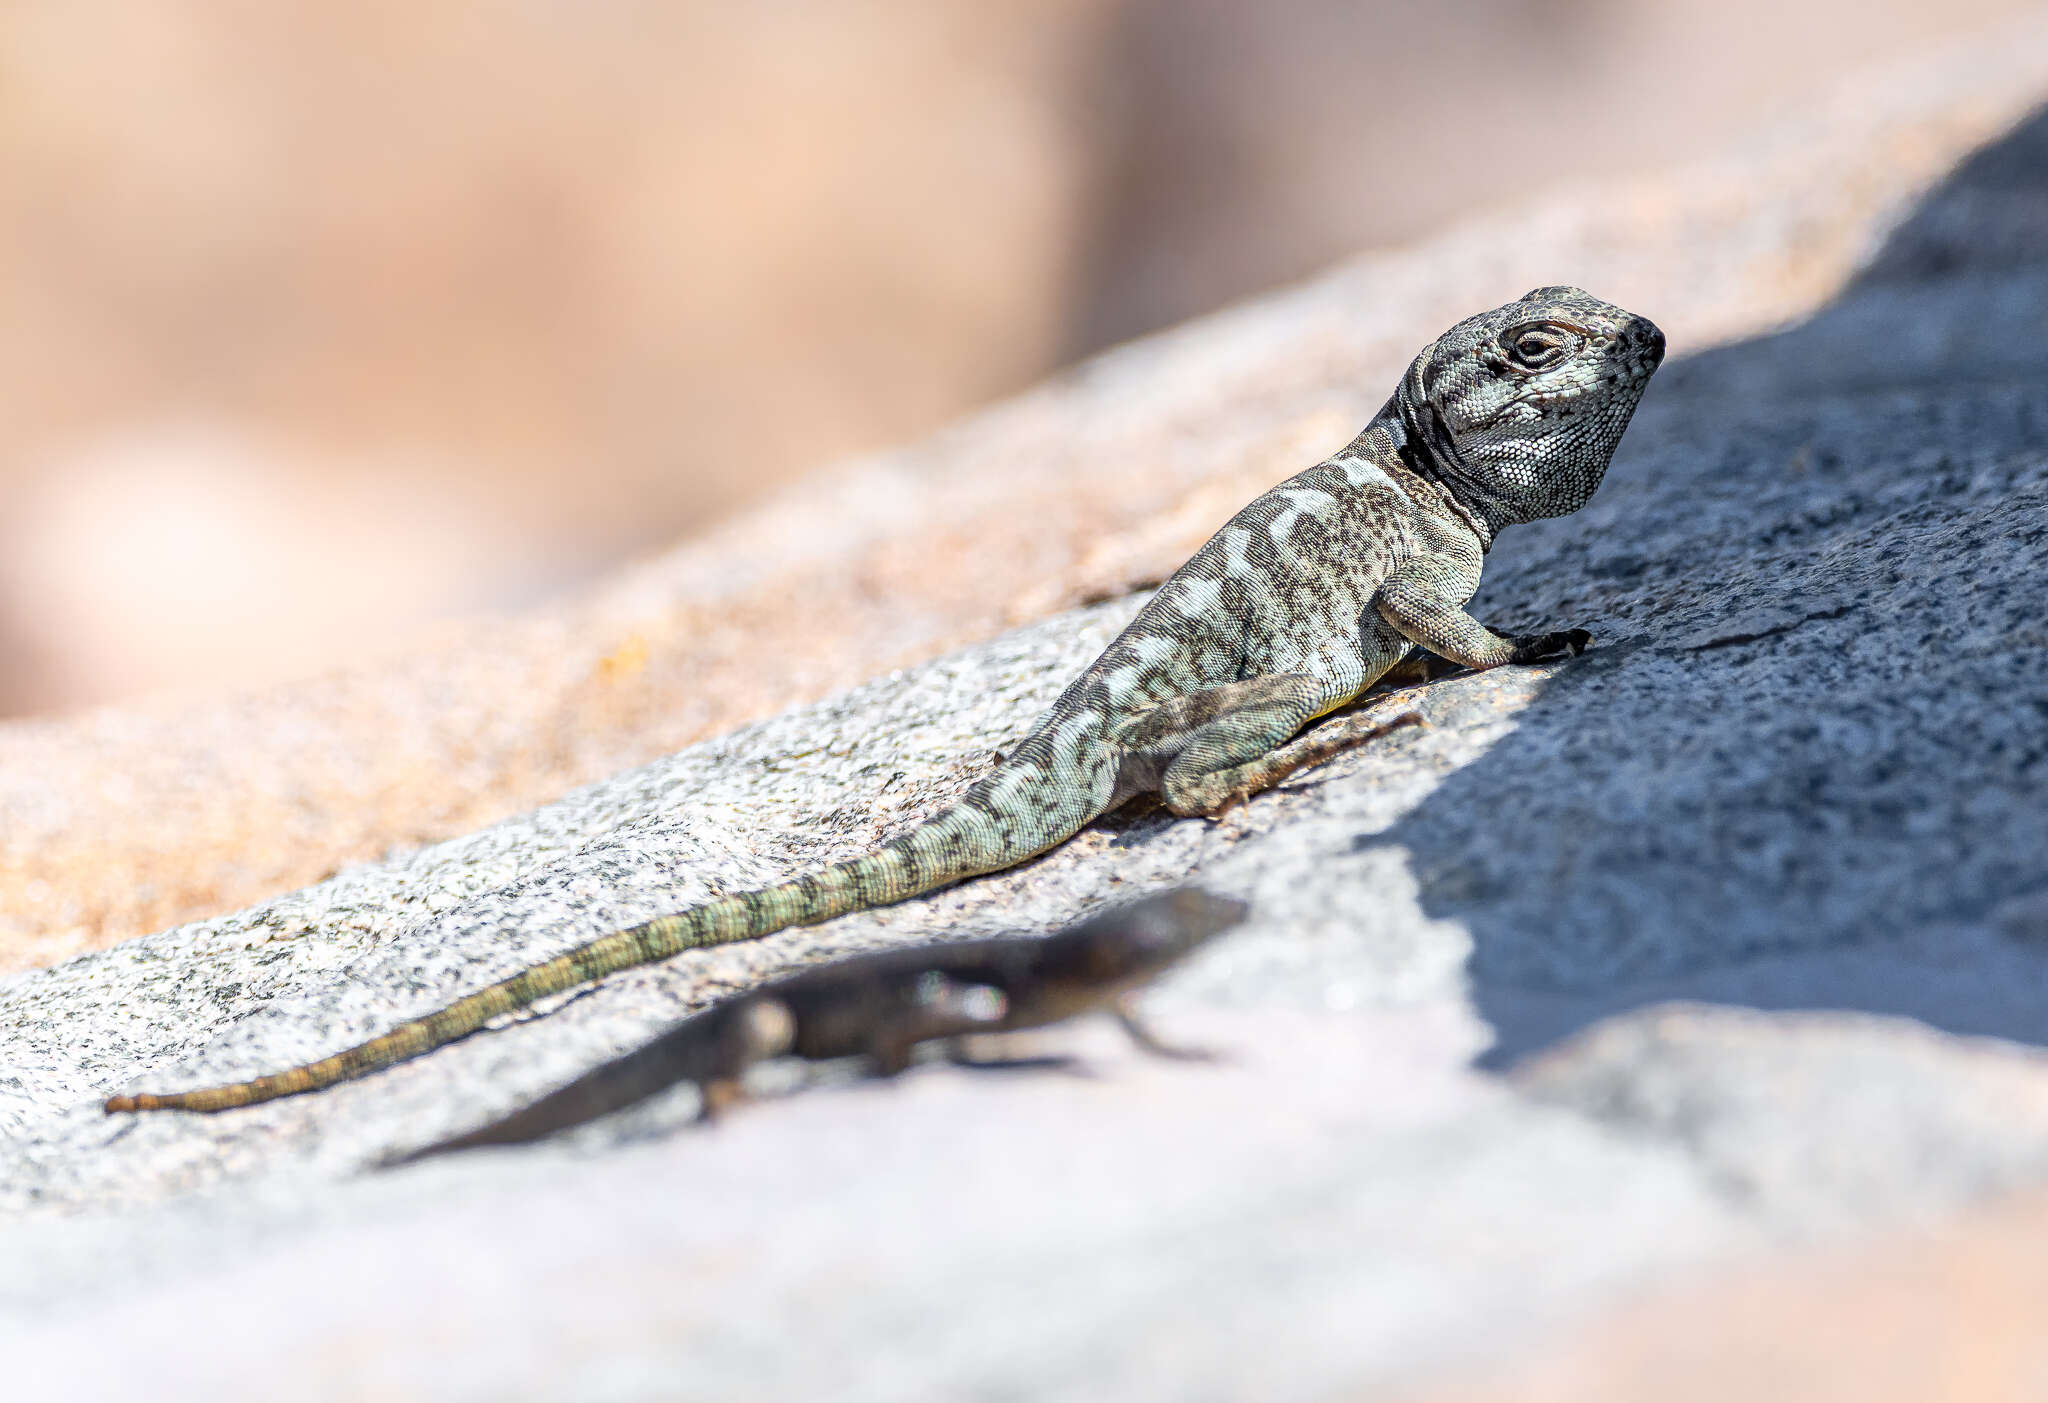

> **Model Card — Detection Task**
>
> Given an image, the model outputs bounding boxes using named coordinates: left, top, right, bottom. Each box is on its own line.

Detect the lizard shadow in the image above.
left=1358, top=104, right=2048, bottom=1069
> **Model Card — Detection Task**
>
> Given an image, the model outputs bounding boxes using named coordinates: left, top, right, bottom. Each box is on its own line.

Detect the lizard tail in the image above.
left=104, top=780, right=1067, bottom=1114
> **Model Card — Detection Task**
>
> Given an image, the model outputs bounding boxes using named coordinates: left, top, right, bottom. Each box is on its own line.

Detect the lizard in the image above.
left=381, top=886, right=1246, bottom=1164
left=105, top=285, right=1664, bottom=1116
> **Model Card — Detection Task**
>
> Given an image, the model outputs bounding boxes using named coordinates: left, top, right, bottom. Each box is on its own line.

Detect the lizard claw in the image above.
left=1510, top=628, right=1595, bottom=662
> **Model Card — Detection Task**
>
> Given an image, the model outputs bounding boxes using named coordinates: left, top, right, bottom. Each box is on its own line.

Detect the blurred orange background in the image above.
left=0, top=0, right=2031, bottom=717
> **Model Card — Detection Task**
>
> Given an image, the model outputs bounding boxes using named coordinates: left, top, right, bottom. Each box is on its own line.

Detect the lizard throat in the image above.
left=1392, top=377, right=1498, bottom=549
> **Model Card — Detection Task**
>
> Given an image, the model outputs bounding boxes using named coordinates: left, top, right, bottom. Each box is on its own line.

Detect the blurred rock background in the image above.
left=0, top=0, right=2032, bottom=715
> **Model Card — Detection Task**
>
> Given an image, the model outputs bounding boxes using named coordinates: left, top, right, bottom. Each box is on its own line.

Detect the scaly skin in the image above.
left=106, top=287, right=1663, bottom=1115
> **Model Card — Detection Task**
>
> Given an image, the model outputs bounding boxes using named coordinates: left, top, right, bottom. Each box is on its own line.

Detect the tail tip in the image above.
left=105, top=1093, right=156, bottom=1114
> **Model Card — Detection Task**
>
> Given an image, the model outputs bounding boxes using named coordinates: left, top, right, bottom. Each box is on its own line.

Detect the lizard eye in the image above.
left=1501, top=324, right=1574, bottom=370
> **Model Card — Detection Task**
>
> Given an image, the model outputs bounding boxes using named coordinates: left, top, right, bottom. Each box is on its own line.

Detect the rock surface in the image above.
left=6, top=21, right=2048, bottom=1402
left=11, top=16, right=2048, bottom=972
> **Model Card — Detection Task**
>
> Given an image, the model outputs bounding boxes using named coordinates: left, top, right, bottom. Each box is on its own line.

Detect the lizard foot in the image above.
left=1508, top=628, right=1594, bottom=663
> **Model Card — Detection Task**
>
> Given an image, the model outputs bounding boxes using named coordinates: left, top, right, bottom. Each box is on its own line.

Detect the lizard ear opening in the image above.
left=1404, top=339, right=1438, bottom=404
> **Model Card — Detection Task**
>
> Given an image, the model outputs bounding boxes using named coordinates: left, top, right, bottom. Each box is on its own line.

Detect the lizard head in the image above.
left=1395, top=286, right=1664, bottom=538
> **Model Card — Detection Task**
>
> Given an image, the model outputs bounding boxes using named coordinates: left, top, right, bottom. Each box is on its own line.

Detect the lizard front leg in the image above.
left=1375, top=562, right=1591, bottom=669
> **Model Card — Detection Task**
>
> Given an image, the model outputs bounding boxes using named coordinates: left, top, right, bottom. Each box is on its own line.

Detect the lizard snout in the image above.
left=1639, top=322, right=1667, bottom=367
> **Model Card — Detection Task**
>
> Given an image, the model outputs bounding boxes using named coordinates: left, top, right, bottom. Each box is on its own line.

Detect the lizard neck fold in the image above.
left=1383, top=369, right=1499, bottom=550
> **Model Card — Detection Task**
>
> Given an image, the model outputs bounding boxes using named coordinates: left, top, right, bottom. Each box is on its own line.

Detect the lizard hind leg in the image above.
left=1160, top=691, right=1424, bottom=819
left=1115, top=672, right=1330, bottom=821
left=1116, top=670, right=1374, bottom=820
